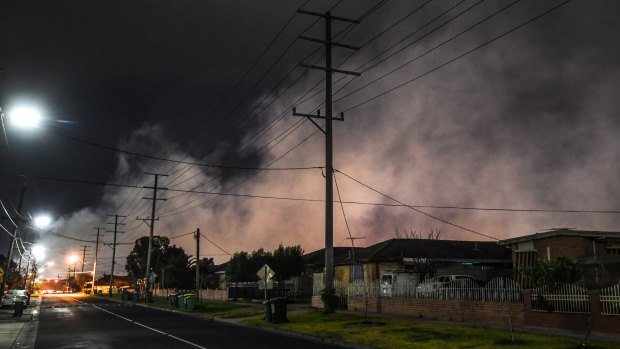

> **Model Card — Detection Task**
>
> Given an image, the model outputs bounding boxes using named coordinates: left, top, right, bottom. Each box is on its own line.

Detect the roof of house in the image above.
left=498, top=228, right=620, bottom=246
left=304, top=239, right=511, bottom=266
left=358, top=238, right=511, bottom=263
left=303, top=247, right=365, bottom=266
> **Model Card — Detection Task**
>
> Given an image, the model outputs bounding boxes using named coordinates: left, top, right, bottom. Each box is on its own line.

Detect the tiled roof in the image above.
left=304, top=238, right=511, bottom=266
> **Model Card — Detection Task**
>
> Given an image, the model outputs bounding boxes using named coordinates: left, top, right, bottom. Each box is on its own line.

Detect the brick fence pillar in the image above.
left=588, top=289, right=601, bottom=330
left=522, top=289, right=533, bottom=325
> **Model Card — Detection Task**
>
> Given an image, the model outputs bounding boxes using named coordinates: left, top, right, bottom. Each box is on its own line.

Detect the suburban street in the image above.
left=33, top=294, right=344, bottom=349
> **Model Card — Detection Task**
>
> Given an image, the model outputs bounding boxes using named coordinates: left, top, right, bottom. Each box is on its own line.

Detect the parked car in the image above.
left=416, top=275, right=475, bottom=295
left=1, top=289, right=29, bottom=308
left=380, top=270, right=419, bottom=297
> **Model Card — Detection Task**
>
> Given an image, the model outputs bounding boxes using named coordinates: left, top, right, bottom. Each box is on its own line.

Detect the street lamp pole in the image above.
left=2, top=185, right=26, bottom=297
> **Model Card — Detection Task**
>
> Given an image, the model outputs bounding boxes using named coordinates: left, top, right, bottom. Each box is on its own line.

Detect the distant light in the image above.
left=68, top=255, right=78, bottom=264
left=8, top=107, right=43, bottom=128
left=34, top=215, right=52, bottom=228
left=32, top=244, right=46, bottom=260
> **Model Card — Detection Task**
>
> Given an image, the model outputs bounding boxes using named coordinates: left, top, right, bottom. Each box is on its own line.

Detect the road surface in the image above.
left=33, top=294, right=346, bottom=349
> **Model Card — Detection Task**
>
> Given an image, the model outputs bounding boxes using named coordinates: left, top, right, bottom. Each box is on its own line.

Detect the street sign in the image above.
left=257, top=264, right=275, bottom=281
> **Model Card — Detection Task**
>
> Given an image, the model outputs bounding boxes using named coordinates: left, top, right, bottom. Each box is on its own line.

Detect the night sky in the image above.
left=1, top=0, right=619, bottom=279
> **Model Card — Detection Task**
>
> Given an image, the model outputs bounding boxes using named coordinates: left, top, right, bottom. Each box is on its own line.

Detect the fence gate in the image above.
left=532, top=283, right=590, bottom=314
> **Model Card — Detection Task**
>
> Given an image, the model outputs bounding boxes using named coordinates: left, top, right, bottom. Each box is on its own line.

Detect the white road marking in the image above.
left=72, top=297, right=209, bottom=349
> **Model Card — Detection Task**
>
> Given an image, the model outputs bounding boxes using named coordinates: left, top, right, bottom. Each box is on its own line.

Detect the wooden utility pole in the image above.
left=91, top=227, right=103, bottom=293
left=141, top=172, right=168, bottom=293
left=79, top=245, right=90, bottom=288
left=194, top=228, right=200, bottom=302
left=106, top=215, right=125, bottom=295
left=293, top=10, right=360, bottom=292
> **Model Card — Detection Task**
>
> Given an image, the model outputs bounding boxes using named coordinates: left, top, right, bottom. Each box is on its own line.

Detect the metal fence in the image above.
left=601, top=283, right=620, bottom=315
left=532, top=283, right=590, bottom=314
left=316, top=276, right=522, bottom=303
left=228, top=281, right=294, bottom=300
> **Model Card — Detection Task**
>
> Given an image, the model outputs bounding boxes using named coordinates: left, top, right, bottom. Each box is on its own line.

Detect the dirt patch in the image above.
left=345, top=321, right=387, bottom=328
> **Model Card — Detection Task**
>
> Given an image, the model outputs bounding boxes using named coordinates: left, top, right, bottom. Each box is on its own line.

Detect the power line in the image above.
left=335, top=169, right=499, bottom=240
left=108, top=0, right=319, bottom=220
left=340, top=0, right=574, bottom=112
left=335, top=0, right=513, bottom=105
left=52, top=131, right=323, bottom=172
left=169, top=231, right=195, bottom=240
left=2, top=172, right=617, bottom=214
left=200, top=232, right=231, bottom=256
left=163, top=0, right=390, bottom=194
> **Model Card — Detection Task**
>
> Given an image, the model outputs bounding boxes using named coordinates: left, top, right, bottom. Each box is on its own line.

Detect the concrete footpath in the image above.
left=0, top=296, right=40, bottom=349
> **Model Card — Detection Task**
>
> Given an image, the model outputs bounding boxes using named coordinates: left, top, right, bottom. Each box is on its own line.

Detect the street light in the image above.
left=4, top=106, right=43, bottom=129
left=34, top=215, right=52, bottom=229
left=32, top=244, right=46, bottom=261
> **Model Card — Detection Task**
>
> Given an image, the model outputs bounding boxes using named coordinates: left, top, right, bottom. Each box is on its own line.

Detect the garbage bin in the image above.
left=145, top=291, right=153, bottom=303
left=177, top=294, right=186, bottom=311
left=97, top=289, right=103, bottom=296
left=168, top=294, right=178, bottom=308
left=121, top=290, right=128, bottom=301
left=13, top=300, right=24, bottom=318
left=131, top=291, right=138, bottom=303
left=263, top=300, right=273, bottom=322
left=271, top=297, right=289, bottom=323
left=183, top=294, right=196, bottom=311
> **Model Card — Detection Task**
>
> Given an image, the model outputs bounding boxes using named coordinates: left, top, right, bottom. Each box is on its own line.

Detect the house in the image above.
left=499, top=228, right=620, bottom=288
left=306, top=238, right=513, bottom=288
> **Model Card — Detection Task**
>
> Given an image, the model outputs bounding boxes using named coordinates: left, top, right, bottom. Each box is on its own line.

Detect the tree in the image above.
left=530, top=257, right=583, bottom=313
left=272, top=244, right=304, bottom=281
left=226, top=245, right=304, bottom=282
left=0, top=254, right=21, bottom=289
left=125, top=236, right=192, bottom=289
left=226, top=251, right=252, bottom=282
left=188, top=257, right=217, bottom=289
left=394, top=227, right=441, bottom=281
left=394, top=226, right=442, bottom=240
left=531, top=257, right=583, bottom=288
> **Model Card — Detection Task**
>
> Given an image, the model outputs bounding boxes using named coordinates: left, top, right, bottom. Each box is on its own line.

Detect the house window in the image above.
left=514, top=251, right=537, bottom=288
left=349, top=264, right=364, bottom=282
left=607, top=248, right=620, bottom=256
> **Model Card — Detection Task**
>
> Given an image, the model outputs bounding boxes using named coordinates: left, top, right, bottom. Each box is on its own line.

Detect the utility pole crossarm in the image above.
left=298, top=36, right=361, bottom=51
left=298, top=62, right=360, bottom=76
left=297, top=9, right=360, bottom=23
left=293, top=107, right=343, bottom=122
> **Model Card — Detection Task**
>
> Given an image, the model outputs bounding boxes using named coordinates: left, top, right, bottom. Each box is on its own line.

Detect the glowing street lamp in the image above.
left=34, top=215, right=52, bottom=229
left=32, top=244, right=46, bottom=261
left=6, top=107, right=43, bottom=128
left=67, top=255, right=78, bottom=278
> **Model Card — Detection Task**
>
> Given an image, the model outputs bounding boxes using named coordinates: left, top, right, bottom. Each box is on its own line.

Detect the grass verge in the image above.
left=243, top=310, right=617, bottom=349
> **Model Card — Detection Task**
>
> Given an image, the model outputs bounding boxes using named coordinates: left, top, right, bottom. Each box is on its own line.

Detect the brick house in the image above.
left=499, top=228, right=620, bottom=288
left=305, top=238, right=512, bottom=288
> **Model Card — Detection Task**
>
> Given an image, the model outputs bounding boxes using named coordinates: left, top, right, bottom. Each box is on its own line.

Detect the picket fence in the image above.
left=532, top=283, right=590, bottom=313
left=601, top=283, right=620, bottom=315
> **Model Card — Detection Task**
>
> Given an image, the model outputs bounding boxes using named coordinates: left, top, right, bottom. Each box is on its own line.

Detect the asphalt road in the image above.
left=34, top=294, right=346, bottom=349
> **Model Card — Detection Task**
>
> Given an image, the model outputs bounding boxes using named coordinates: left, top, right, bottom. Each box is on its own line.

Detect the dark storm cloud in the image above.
left=2, top=1, right=620, bottom=276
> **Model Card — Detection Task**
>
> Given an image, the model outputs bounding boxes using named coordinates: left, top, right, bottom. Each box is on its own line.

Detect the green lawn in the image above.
left=244, top=311, right=616, bottom=349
